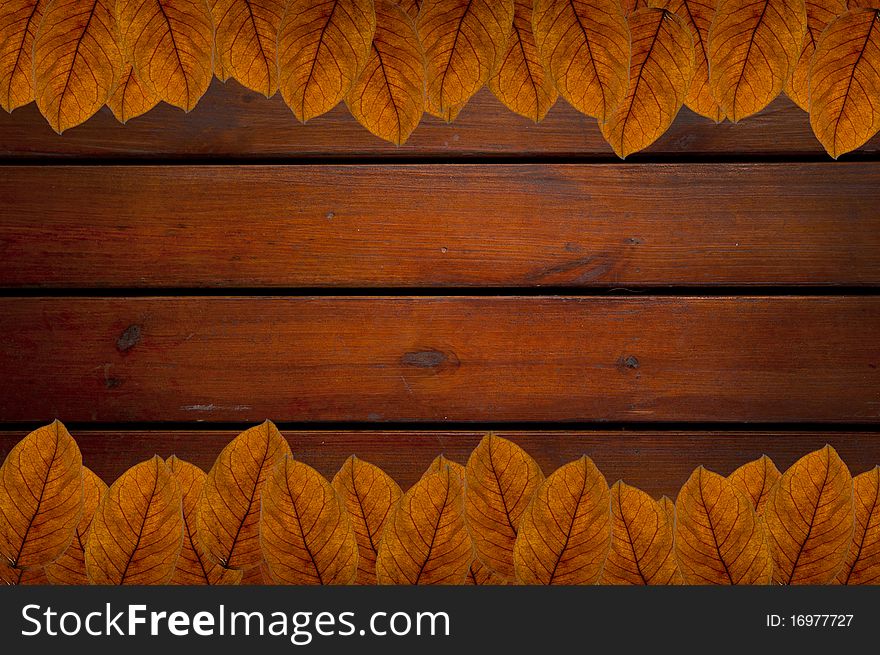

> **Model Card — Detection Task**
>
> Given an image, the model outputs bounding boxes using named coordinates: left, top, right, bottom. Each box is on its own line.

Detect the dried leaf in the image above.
left=332, top=455, right=402, bottom=584
left=659, top=495, right=676, bottom=528
left=675, top=467, right=772, bottom=584
left=278, top=0, right=377, bottom=122
left=765, top=446, right=854, bottom=584
left=376, top=466, right=473, bottom=584
left=708, top=0, right=807, bottom=121
left=465, top=434, right=543, bottom=579
left=2, top=562, right=49, bottom=585
left=513, top=456, right=611, bottom=585
left=422, top=454, right=465, bottom=481
left=849, top=0, right=880, bottom=7
left=532, top=0, right=631, bottom=121
left=426, top=97, right=466, bottom=122
left=602, top=481, right=679, bottom=584
left=346, top=0, right=426, bottom=145
left=837, top=467, right=880, bottom=584
left=809, top=9, right=880, bottom=157
left=32, top=0, right=122, bottom=132
left=600, top=8, right=694, bottom=157
left=118, top=0, right=215, bottom=111
left=197, top=420, right=291, bottom=571
left=107, top=63, right=161, bottom=124
left=786, top=0, right=849, bottom=111
left=418, top=0, right=514, bottom=114
left=85, top=456, right=183, bottom=585
left=624, top=0, right=650, bottom=10
left=45, top=467, right=106, bottom=585
left=466, top=557, right=509, bottom=584
left=398, top=0, right=422, bottom=19
left=728, top=455, right=781, bottom=514
left=261, top=456, right=358, bottom=584
left=0, top=0, right=47, bottom=111
left=0, top=421, right=83, bottom=570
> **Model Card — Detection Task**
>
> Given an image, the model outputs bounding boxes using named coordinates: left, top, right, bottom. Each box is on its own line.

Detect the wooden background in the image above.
left=1, top=80, right=878, bottom=498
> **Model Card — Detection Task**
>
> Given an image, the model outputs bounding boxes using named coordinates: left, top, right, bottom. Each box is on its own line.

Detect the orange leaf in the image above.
left=376, top=465, right=473, bottom=584
left=764, top=445, right=854, bottom=584
left=422, top=454, right=465, bottom=481
left=624, top=0, right=650, bottom=10
left=837, top=466, right=880, bottom=584
left=708, top=0, right=807, bottom=121
left=728, top=455, right=781, bottom=514
left=0, top=421, right=83, bottom=570
left=466, top=557, right=509, bottom=584
left=426, top=97, right=467, bottom=122
left=261, top=456, right=359, bottom=584
left=465, top=434, right=543, bottom=579
left=85, top=456, right=184, bottom=584
left=809, top=9, right=880, bottom=157
left=849, top=0, right=880, bottom=6
left=45, top=467, right=106, bottom=585
left=197, top=420, right=291, bottom=571
left=659, top=495, right=676, bottom=528
left=1, top=562, right=48, bottom=585
left=675, top=467, right=772, bottom=584
left=107, top=63, right=160, bottom=124
left=786, top=0, right=849, bottom=111
left=0, top=0, right=47, bottom=111
left=118, top=0, right=215, bottom=111
left=346, top=0, right=427, bottom=145
left=532, top=0, right=631, bottom=121
left=239, top=560, right=275, bottom=584
left=418, top=0, right=514, bottom=114
left=32, top=0, right=123, bottom=132
left=398, top=0, right=422, bottom=19
left=332, top=455, right=402, bottom=584
left=278, top=0, right=376, bottom=122
left=513, top=456, right=611, bottom=584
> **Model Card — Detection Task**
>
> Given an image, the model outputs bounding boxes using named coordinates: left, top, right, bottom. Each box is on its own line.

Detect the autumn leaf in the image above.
left=0, top=421, right=83, bottom=570
left=278, top=0, right=376, bottom=122
left=426, top=97, right=467, bottom=122
left=418, top=0, right=514, bottom=114
left=467, top=556, right=509, bottom=584
left=728, top=455, right=781, bottom=514
left=659, top=495, right=676, bottom=528
left=332, top=455, right=402, bottom=584
left=197, top=420, right=291, bottom=571
left=85, top=456, right=184, bottom=585
left=708, top=0, right=807, bottom=121
left=849, top=0, right=880, bottom=7
left=764, top=446, right=854, bottom=584
left=45, top=467, right=107, bottom=585
left=836, top=467, right=880, bottom=584
left=376, top=465, right=473, bottom=584
left=0, top=0, right=47, bottom=111
left=675, top=467, right=772, bottom=584
left=532, top=0, right=631, bottom=121
left=624, top=0, right=650, bottom=10
left=465, top=434, right=543, bottom=579
left=32, top=0, right=122, bottom=132
left=239, top=560, right=275, bottom=584
left=809, top=9, right=880, bottom=157
left=786, top=0, right=849, bottom=111
left=117, top=0, right=215, bottom=111
left=107, top=63, right=161, bottom=124
left=422, top=454, right=465, bottom=481
left=513, top=456, right=611, bottom=585
left=398, top=0, right=422, bottom=19
left=2, top=562, right=49, bottom=585
left=346, top=0, right=426, bottom=145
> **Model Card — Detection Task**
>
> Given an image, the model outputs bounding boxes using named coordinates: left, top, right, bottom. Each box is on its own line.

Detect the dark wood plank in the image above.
left=0, top=297, right=877, bottom=423
left=3, top=164, right=879, bottom=287
left=1, top=429, right=876, bottom=498
left=1, top=81, right=877, bottom=159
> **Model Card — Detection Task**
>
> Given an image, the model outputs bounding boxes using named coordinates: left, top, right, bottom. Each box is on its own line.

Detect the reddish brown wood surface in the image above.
left=0, top=297, right=876, bottom=423
left=1, top=82, right=877, bottom=159
left=2, top=164, right=879, bottom=287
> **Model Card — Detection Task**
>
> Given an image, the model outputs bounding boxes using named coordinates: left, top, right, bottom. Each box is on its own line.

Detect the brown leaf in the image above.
left=602, top=481, right=680, bottom=584
left=261, top=456, right=358, bottom=584
left=675, top=467, right=772, bottom=584
left=239, top=559, right=275, bottom=584
left=765, top=446, right=854, bottom=584
left=197, top=420, right=291, bottom=571
left=211, top=0, right=286, bottom=97
left=0, top=0, right=47, bottom=111
left=278, top=0, right=376, bottom=122
left=398, top=0, right=422, bottom=19
left=418, top=0, right=514, bottom=114
left=332, top=455, right=402, bottom=584
left=532, top=0, right=631, bottom=121
left=2, top=562, right=49, bottom=585
left=118, top=0, right=215, bottom=111
left=649, top=0, right=724, bottom=122
left=346, top=0, right=426, bottom=145
left=107, top=63, right=161, bottom=124
left=426, top=97, right=466, bottom=122
left=849, top=0, right=880, bottom=7
left=45, top=467, right=106, bottom=585
left=707, top=0, right=807, bottom=121
left=600, top=8, right=694, bottom=157
left=488, top=0, right=558, bottom=122
left=809, top=9, right=880, bottom=157
left=729, top=455, right=781, bottom=514
left=32, top=0, right=123, bottom=132
left=785, top=0, right=849, bottom=111
left=376, top=465, right=473, bottom=584
left=465, top=434, right=543, bottom=579
left=85, top=456, right=184, bottom=585
left=513, top=456, right=611, bottom=584
left=659, top=495, right=676, bottom=528
left=837, top=466, right=880, bottom=584
left=466, top=557, right=509, bottom=584
left=624, top=0, right=650, bottom=11
left=421, top=454, right=465, bottom=481
left=0, top=421, right=83, bottom=570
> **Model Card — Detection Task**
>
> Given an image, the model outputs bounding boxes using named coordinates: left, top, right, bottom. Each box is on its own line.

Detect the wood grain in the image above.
left=2, top=164, right=879, bottom=288
left=0, top=297, right=876, bottom=423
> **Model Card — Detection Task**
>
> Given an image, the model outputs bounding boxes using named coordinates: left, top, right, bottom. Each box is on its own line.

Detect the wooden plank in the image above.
left=1, top=430, right=876, bottom=498
left=0, top=297, right=877, bottom=423
left=3, top=164, right=879, bottom=288
left=1, top=81, right=877, bottom=159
